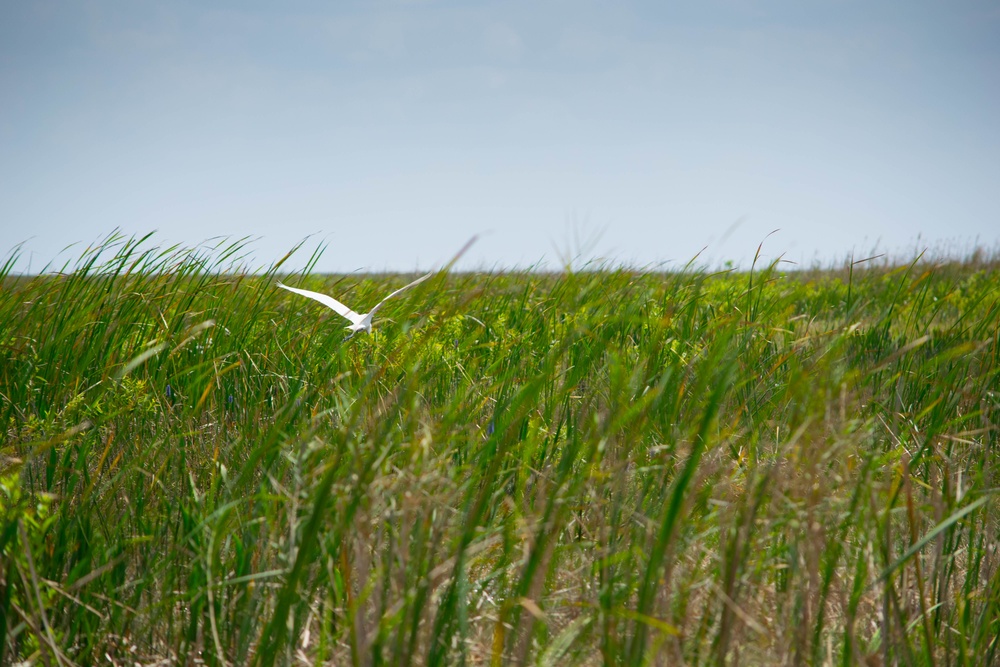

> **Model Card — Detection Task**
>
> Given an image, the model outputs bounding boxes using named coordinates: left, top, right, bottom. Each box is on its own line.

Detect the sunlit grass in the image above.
left=2, top=233, right=998, bottom=665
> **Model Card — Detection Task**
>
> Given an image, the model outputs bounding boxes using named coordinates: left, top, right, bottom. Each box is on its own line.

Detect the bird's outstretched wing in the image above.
left=277, top=282, right=363, bottom=325
left=367, top=272, right=433, bottom=317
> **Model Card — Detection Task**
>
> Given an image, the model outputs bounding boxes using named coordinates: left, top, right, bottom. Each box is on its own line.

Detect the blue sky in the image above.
left=2, top=1, right=998, bottom=272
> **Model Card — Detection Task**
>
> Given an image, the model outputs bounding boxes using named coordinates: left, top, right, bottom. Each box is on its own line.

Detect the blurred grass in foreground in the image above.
left=1, top=233, right=998, bottom=665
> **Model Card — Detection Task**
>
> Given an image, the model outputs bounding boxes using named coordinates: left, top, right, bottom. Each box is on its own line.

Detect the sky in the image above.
left=1, top=0, right=998, bottom=273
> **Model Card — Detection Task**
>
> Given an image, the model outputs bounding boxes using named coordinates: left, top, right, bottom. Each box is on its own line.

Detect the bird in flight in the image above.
left=277, top=273, right=432, bottom=338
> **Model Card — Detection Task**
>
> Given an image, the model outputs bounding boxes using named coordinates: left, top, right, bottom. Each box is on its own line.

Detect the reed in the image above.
left=1, top=234, right=997, bottom=665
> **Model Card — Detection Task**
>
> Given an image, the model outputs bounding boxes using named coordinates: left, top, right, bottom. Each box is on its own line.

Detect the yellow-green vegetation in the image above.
left=1, top=234, right=998, bottom=665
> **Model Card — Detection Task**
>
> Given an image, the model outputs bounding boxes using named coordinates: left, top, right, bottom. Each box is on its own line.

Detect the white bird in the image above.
left=277, top=273, right=432, bottom=338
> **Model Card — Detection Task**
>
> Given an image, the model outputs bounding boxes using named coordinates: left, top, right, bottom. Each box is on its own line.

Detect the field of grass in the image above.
left=2, top=234, right=998, bottom=666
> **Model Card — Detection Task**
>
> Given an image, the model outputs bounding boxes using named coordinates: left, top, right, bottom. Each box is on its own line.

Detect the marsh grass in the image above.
left=1, top=233, right=998, bottom=665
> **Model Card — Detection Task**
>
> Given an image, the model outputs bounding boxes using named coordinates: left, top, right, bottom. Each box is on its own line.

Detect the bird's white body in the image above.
left=277, top=273, right=431, bottom=337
